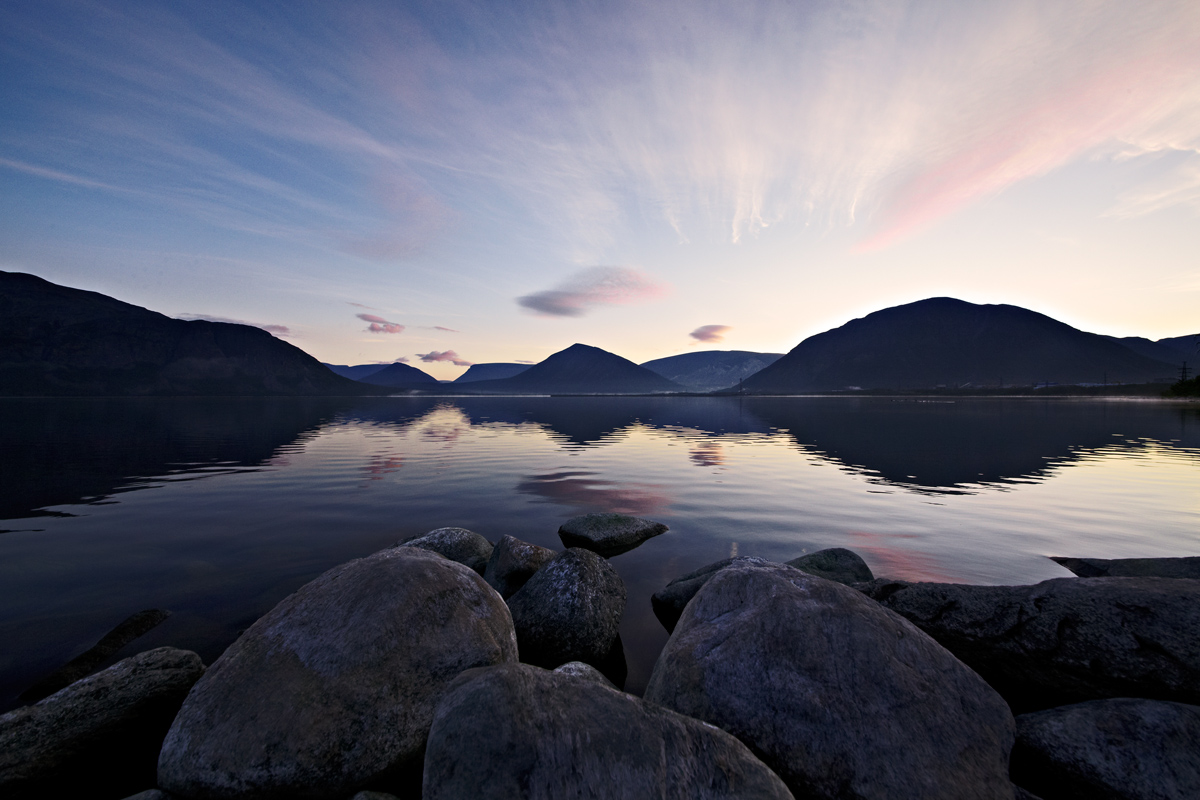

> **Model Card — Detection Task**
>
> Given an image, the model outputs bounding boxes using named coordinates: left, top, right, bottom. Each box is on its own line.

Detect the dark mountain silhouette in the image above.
left=741, top=298, right=1178, bottom=393
left=0, top=271, right=371, bottom=396
left=461, top=343, right=682, bottom=394
left=1155, top=334, right=1200, bottom=360
left=640, top=350, right=784, bottom=391
left=1103, top=336, right=1188, bottom=366
left=323, top=363, right=389, bottom=381
left=356, top=362, right=438, bottom=387
left=454, top=363, right=532, bottom=383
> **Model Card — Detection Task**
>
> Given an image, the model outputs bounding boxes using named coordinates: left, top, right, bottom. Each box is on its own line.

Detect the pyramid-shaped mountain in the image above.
left=0, top=271, right=371, bottom=396
left=454, top=362, right=532, bottom=382
left=463, top=343, right=682, bottom=394
left=356, top=362, right=438, bottom=387
left=742, top=297, right=1178, bottom=393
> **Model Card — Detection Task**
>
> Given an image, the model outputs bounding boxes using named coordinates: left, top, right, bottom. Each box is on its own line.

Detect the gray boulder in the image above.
left=158, top=547, right=517, bottom=800
left=1051, top=556, right=1200, bottom=579
left=423, top=663, right=794, bottom=800
left=1011, top=698, right=1200, bottom=800
left=484, top=534, right=557, bottom=599
left=786, top=547, right=873, bottom=584
left=858, top=577, right=1200, bottom=712
left=645, top=561, right=1015, bottom=800
left=0, top=647, right=204, bottom=800
left=552, top=660, right=615, bottom=689
left=557, top=512, right=668, bottom=557
left=396, top=526, right=493, bottom=575
left=507, top=548, right=626, bottom=670
left=651, top=549, right=873, bottom=633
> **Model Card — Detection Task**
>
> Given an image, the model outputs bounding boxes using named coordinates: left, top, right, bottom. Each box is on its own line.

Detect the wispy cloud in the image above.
left=416, top=350, right=474, bottom=366
left=689, top=324, right=730, bottom=344
left=430, top=325, right=458, bottom=332
left=357, top=313, right=404, bottom=334
left=516, top=359, right=536, bottom=364
left=518, top=266, right=667, bottom=317
left=177, top=313, right=290, bottom=337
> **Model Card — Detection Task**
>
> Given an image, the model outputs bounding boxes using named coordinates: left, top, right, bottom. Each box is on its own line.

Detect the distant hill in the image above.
left=1103, top=336, right=1182, bottom=365
left=0, top=271, right=371, bottom=396
left=356, top=362, right=438, bottom=387
left=1155, top=334, right=1200, bottom=360
left=741, top=298, right=1178, bottom=393
left=454, top=363, right=532, bottom=383
left=641, top=350, right=784, bottom=392
left=462, top=343, right=682, bottom=394
left=323, top=363, right=390, bottom=381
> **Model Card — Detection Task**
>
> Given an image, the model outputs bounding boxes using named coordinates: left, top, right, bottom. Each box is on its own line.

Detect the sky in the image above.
left=2, top=0, right=1198, bottom=379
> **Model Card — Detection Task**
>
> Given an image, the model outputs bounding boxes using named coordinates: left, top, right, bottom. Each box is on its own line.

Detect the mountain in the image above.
left=461, top=343, right=683, bottom=394
left=0, top=271, right=371, bottom=396
left=741, top=297, right=1178, bottom=393
left=356, top=362, right=438, bottom=387
left=1155, top=334, right=1200, bottom=361
left=323, top=363, right=390, bottom=380
left=640, top=350, right=784, bottom=392
left=454, top=362, right=532, bottom=383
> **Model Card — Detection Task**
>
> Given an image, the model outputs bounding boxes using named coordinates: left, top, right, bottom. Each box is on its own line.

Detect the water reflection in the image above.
left=517, top=471, right=672, bottom=516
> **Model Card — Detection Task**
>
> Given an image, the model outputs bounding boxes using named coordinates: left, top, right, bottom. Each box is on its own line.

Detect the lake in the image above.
left=2, top=395, right=1198, bottom=711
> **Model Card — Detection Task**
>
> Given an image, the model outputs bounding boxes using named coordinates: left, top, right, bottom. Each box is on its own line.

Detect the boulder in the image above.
left=1051, top=556, right=1200, bottom=579
left=118, top=792, right=171, bottom=800
left=557, top=512, right=668, bottom=557
left=786, top=547, right=873, bottom=584
left=651, top=549, right=872, bottom=633
left=423, top=663, right=794, bottom=800
left=651, top=557, right=769, bottom=633
left=552, top=660, right=615, bottom=689
left=396, top=526, right=493, bottom=575
left=645, top=561, right=1015, bottom=800
left=484, top=534, right=556, bottom=599
left=858, top=577, right=1200, bottom=712
left=0, top=647, right=204, bottom=800
left=158, top=547, right=517, bottom=800
left=506, top=548, right=626, bottom=670
left=1011, top=698, right=1200, bottom=800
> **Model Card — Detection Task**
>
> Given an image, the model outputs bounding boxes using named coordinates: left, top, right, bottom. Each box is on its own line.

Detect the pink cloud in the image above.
left=348, top=302, right=378, bottom=310
left=431, top=325, right=458, bottom=332
left=689, top=324, right=730, bottom=343
left=517, top=267, right=667, bottom=317
left=357, top=313, right=404, bottom=334
left=178, top=314, right=290, bottom=337
left=858, top=50, right=1200, bottom=251
left=416, top=349, right=474, bottom=366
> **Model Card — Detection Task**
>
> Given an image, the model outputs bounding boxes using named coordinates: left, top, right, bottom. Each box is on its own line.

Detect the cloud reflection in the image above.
left=517, top=470, right=670, bottom=516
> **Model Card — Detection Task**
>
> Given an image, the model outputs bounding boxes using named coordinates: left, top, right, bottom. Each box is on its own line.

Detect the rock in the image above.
left=118, top=792, right=171, bottom=800
left=1011, top=698, right=1200, bottom=800
left=423, top=663, right=795, bottom=800
left=786, top=547, right=874, bottom=584
left=484, top=534, right=556, bottom=599
left=20, top=609, right=172, bottom=703
left=158, top=547, right=517, bottom=800
left=506, top=548, right=626, bottom=670
left=1051, top=556, right=1200, bottom=579
left=651, top=557, right=769, bottom=633
left=351, top=792, right=403, bottom=800
left=0, top=647, right=204, bottom=800
left=557, top=512, right=668, bottom=557
left=858, top=577, right=1200, bottom=712
left=645, top=561, right=1015, bottom=800
left=396, top=526, right=493, bottom=575
left=651, top=549, right=872, bottom=633
left=552, top=660, right=615, bottom=689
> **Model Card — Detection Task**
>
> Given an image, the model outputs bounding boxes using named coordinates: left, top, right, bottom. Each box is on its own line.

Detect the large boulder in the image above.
left=396, top=526, right=493, bottom=575
left=1050, top=556, right=1200, bottom=579
left=858, top=577, right=1200, bottom=711
left=645, top=561, right=1015, bottom=800
left=1011, top=698, right=1200, bottom=800
left=651, top=549, right=873, bottom=633
left=423, top=663, right=794, bottom=800
left=158, top=547, right=517, bottom=800
left=506, top=548, right=626, bottom=670
left=0, top=647, right=204, bottom=800
left=557, top=512, right=668, bottom=557
left=483, top=534, right=556, bottom=599
left=786, top=547, right=873, bottom=584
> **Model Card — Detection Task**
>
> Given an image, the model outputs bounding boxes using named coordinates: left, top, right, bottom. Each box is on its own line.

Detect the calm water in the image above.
left=2, top=396, right=1198, bottom=710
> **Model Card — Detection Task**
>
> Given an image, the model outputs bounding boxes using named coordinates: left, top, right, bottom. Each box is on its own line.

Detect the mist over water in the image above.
left=2, top=396, right=1197, bottom=709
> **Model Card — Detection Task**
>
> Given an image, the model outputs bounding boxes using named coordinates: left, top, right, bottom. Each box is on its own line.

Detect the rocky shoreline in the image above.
left=2, top=515, right=1198, bottom=799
